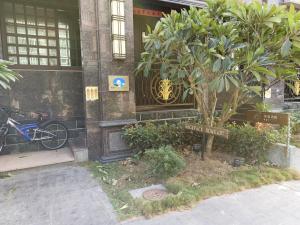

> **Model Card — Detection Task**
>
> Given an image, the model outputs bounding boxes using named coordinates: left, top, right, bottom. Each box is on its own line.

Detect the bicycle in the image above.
left=0, top=106, right=68, bottom=153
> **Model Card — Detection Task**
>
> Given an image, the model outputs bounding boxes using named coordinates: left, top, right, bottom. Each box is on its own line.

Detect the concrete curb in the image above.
left=267, top=143, right=300, bottom=171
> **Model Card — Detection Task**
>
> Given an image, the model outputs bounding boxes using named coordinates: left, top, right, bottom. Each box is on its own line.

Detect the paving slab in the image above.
left=0, top=164, right=117, bottom=225
left=0, top=148, right=74, bottom=172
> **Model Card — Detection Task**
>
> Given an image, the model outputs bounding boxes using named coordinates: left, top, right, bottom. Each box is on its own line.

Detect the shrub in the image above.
left=143, top=146, right=186, bottom=179
left=122, top=122, right=197, bottom=152
left=255, top=102, right=271, bottom=112
left=291, top=111, right=300, bottom=134
left=122, top=123, right=161, bottom=151
left=217, top=123, right=287, bottom=163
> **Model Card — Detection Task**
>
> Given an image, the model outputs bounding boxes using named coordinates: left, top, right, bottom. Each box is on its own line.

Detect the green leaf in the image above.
left=264, top=21, right=273, bottom=29
left=252, top=71, right=261, bottom=81
left=288, top=4, right=295, bottom=30
left=293, top=40, right=300, bottom=49
left=224, top=77, right=230, bottom=92
left=281, top=39, right=292, bottom=57
left=267, top=16, right=281, bottom=23
left=247, top=86, right=262, bottom=96
left=254, top=47, right=264, bottom=56
left=213, top=58, right=222, bottom=72
left=178, top=70, right=187, bottom=78
left=293, top=57, right=300, bottom=66
left=228, top=76, right=239, bottom=87
left=182, top=88, right=190, bottom=101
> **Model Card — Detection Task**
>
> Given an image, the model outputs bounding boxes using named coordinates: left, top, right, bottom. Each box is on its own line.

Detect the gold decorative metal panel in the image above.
left=150, top=74, right=181, bottom=105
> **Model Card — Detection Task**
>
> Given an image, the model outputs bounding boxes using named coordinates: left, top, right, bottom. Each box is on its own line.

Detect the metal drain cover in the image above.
left=143, top=189, right=168, bottom=201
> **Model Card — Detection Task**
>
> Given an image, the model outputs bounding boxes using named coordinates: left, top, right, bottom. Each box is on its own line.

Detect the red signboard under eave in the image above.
left=133, top=7, right=163, bottom=17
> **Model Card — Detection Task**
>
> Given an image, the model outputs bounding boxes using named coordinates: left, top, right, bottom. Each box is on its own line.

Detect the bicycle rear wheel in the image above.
left=0, top=125, right=8, bottom=155
left=0, top=136, right=5, bottom=153
left=40, top=121, right=68, bottom=150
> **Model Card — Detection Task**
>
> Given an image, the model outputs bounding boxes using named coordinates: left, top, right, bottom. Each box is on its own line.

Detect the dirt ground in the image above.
left=171, top=148, right=235, bottom=184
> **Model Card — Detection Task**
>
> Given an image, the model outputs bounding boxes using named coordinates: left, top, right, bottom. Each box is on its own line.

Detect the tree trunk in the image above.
left=205, top=134, right=215, bottom=157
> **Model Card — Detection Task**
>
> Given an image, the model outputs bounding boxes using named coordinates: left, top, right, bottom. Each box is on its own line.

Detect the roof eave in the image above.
left=157, top=0, right=207, bottom=8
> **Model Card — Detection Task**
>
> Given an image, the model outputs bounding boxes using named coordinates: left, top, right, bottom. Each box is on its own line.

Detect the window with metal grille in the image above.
left=111, top=0, right=126, bottom=59
left=1, top=1, right=81, bottom=67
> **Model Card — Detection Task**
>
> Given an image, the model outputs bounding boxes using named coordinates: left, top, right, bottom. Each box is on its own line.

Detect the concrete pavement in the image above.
left=122, top=181, right=300, bottom=225
left=1, top=164, right=300, bottom=225
left=0, top=164, right=117, bottom=225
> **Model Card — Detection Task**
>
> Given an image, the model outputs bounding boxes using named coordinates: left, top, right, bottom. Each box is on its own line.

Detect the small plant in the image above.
left=291, top=111, right=300, bottom=134
left=254, top=102, right=271, bottom=112
left=144, top=146, right=186, bottom=179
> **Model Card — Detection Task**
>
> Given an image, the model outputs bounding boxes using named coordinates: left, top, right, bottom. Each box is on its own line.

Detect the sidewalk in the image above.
left=0, top=148, right=74, bottom=172
left=1, top=164, right=300, bottom=225
left=0, top=164, right=116, bottom=225
left=122, top=181, right=300, bottom=225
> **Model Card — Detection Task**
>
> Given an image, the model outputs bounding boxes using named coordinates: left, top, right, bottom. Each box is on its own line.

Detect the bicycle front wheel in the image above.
left=40, top=121, right=68, bottom=150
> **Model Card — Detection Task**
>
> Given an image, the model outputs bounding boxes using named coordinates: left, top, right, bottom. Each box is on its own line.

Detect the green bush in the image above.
left=122, top=123, right=161, bottom=151
left=122, top=122, right=196, bottom=152
left=217, top=123, right=287, bottom=163
left=291, top=111, right=300, bottom=134
left=144, top=146, right=186, bottom=179
left=255, top=102, right=271, bottom=112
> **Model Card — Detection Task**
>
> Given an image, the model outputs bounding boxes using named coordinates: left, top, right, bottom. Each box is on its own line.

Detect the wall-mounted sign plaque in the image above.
left=85, top=86, right=99, bottom=101
left=108, top=75, right=129, bottom=92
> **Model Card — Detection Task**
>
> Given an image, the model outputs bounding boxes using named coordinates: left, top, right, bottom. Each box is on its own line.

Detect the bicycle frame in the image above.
left=6, top=117, right=55, bottom=142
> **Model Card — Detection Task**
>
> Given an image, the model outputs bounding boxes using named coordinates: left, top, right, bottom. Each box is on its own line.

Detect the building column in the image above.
left=79, top=0, right=136, bottom=161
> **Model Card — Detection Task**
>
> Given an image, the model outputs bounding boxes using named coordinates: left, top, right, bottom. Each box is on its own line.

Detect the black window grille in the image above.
left=1, top=1, right=81, bottom=67
left=111, top=0, right=126, bottom=59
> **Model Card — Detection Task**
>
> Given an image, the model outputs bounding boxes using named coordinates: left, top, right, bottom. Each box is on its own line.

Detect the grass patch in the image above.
left=0, top=172, right=12, bottom=179
left=85, top=160, right=155, bottom=220
left=84, top=152, right=300, bottom=220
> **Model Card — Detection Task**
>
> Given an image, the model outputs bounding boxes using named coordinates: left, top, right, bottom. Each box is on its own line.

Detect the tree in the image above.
left=0, top=60, right=21, bottom=90
left=136, top=0, right=300, bottom=157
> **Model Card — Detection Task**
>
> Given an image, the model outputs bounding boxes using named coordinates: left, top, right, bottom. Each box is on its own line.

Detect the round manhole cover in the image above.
left=143, top=189, right=168, bottom=201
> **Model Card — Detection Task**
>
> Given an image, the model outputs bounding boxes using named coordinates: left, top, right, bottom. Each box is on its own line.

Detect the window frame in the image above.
left=0, top=1, right=81, bottom=70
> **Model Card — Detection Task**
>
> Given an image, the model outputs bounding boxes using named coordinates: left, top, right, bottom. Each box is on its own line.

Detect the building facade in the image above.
left=0, top=0, right=298, bottom=161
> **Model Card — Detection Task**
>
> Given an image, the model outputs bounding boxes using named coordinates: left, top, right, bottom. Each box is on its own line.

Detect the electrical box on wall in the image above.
left=85, top=86, right=99, bottom=101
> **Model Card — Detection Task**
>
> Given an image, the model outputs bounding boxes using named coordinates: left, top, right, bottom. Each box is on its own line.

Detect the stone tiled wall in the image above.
left=136, top=109, right=199, bottom=122
left=0, top=69, right=84, bottom=119
left=0, top=69, right=86, bottom=153
left=4, top=117, right=86, bottom=153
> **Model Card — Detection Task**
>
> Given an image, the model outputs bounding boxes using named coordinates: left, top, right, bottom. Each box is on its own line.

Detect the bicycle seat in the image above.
left=31, top=111, right=49, bottom=122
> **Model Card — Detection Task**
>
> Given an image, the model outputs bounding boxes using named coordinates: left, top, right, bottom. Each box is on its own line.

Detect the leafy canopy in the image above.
left=0, top=60, right=21, bottom=90
left=137, top=0, right=300, bottom=111
left=136, top=0, right=300, bottom=154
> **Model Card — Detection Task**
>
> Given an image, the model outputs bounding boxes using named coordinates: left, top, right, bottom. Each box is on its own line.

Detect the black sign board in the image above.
left=245, top=111, right=289, bottom=126
left=184, top=124, right=229, bottom=139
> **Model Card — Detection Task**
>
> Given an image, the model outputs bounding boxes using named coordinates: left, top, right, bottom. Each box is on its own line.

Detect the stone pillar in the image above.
left=79, top=0, right=136, bottom=161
